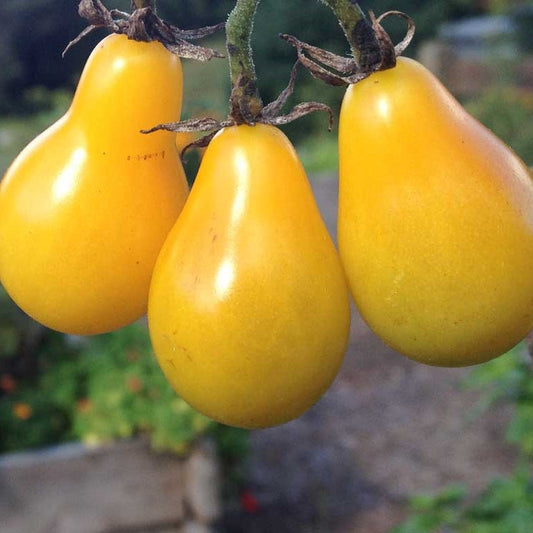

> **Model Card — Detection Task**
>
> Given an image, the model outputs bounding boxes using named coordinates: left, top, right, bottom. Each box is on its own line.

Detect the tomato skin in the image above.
left=338, top=57, right=533, bottom=367
left=148, top=123, right=350, bottom=429
left=0, top=34, right=188, bottom=335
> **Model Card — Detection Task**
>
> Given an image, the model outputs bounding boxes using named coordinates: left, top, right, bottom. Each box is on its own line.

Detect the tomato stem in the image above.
left=226, top=0, right=264, bottom=124
left=132, top=0, right=155, bottom=10
left=319, top=0, right=382, bottom=70
left=143, top=0, right=334, bottom=138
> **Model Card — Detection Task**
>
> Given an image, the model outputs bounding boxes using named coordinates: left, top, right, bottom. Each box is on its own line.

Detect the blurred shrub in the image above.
left=0, top=287, right=247, bottom=457
left=1, top=1, right=485, bottom=129
left=70, top=324, right=232, bottom=454
left=512, top=5, right=533, bottom=53
left=295, top=133, right=339, bottom=175
left=464, top=343, right=533, bottom=458
left=393, top=466, right=533, bottom=533
left=392, top=344, right=533, bottom=533
left=466, top=87, right=533, bottom=166
left=0, top=286, right=76, bottom=451
left=0, top=0, right=90, bottom=115
left=0, top=89, right=71, bottom=175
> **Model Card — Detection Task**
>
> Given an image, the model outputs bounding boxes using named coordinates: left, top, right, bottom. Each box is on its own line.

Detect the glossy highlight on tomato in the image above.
left=338, top=57, right=533, bottom=367
left=148, top=123, right=350, bottom=429
left=0, top=34, right=188, bottom=335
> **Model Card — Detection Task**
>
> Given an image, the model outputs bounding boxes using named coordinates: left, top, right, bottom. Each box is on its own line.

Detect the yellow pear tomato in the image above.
left=0, top=34, right=188, bottom=335
left=338, top=57, right=533, bottom=367
left=148, top=123, right=350, bottom=428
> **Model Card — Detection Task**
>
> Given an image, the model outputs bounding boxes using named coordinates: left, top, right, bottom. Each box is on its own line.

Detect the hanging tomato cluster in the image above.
left=1, top=0, right=533, bottom=429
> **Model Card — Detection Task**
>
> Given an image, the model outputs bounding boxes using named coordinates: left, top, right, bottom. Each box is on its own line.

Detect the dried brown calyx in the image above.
left=64, top=0, right=225, bottom=61
left=281, top=11, right=415, bottom=87
left=142, top=59, right=333, bottom=156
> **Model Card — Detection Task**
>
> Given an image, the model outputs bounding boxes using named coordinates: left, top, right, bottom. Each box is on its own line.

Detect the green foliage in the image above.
left=393, top=467, right=533, bottom=533
left=0, top=286, right=28, bottom=360
left=0, top=296, right=248, bottom=457
left=0, top=89, right=70, bottom=175
left=512, top=5, right=533, bottom=53
left=392, top=485, right=467, bottom=533
left=0, top=286, right=81, bottom=451
left=0, top=0, right=489, bottom=125
left=0, top=0, right=91, bottom=115
left=466, top=88, right=533, bottom=167
left=465, top=343, right=533, bottom=457
left=296, top=132, right=339, bottom=175
left=392, top=344, right=533, bottom=532
left=68, top=324, right=215, bottom=454
left=180, top=37, right=229, bottom=120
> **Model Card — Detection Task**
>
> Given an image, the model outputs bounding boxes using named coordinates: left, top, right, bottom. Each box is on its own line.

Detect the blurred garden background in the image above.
left=3, top=0, right=533, bottom=532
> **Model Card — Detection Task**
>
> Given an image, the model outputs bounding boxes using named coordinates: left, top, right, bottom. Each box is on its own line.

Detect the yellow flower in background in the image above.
left=13, top=402, right=32, bottom=420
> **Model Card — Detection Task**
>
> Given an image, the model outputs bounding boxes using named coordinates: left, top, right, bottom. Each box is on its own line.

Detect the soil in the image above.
left=219, top=175, right=518, bottom=533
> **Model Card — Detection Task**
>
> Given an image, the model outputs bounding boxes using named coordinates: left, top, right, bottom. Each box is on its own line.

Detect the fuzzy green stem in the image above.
left=319, top=0, right=381, bottom=69
left=226, top=0, right=263, bottom=124
left=320, top=0, right=366, bottom=29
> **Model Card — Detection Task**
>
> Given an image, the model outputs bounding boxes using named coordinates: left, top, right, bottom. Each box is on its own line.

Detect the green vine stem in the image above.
left=318, top=0, right=381, bottom=69
left=226, top=0, right=263, bottom=123
left=143, top=0, right=333, bottom=149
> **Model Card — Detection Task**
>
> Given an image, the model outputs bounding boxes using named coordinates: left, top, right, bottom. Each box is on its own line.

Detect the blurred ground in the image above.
left=220, top=175, right=517, bottom=533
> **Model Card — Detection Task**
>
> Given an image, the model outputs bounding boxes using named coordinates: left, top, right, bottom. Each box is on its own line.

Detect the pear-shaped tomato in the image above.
left=0, top=34, right=188, bottom=335
left=148, top=123, right=350, bottom=429
left=338, top=57, right=533, bottom=367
